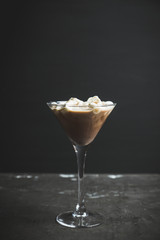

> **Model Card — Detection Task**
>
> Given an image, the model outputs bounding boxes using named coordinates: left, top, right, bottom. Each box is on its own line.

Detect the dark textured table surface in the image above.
left=0, top=174, right=160, bottom=240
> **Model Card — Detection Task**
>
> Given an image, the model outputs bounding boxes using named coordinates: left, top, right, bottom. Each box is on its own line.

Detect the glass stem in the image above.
left=73, top=144, right=88, bottom=217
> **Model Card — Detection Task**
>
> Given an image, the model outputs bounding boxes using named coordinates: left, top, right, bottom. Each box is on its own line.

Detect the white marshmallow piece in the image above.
left=87, top=96, right=102, bottom=105
left=54, top=96, right=114, bottom=112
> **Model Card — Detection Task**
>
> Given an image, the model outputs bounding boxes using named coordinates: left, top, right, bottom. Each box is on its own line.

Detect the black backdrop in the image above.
left=1, top=0, right=160, bottom=173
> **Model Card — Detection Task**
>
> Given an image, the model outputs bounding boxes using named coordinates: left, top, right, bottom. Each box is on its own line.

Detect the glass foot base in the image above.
left=56, top=211, right=104, bottom=228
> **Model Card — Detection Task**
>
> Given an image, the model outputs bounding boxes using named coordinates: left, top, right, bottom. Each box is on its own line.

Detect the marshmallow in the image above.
left=87, top=96, right=102, bottom=106
left=66, top=97, right=84, bottom=107
left=106, top=101, right=114, bottom=105
left=49, top=96, right=114, bottom=113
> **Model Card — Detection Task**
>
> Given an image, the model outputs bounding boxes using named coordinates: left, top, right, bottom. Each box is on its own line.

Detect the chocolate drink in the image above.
left=52, top=107, right=113, bottom=146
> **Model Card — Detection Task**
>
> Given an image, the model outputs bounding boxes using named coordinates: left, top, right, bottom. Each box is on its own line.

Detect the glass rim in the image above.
left=47, top=101, right=117, bottom=107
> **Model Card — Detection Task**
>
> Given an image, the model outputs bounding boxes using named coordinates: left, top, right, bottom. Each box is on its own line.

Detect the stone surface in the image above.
left=0, top=174, right=160, bottom=240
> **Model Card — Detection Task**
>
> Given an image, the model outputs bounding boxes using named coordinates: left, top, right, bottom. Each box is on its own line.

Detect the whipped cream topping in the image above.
left=50, top=96, right=114, bottom=113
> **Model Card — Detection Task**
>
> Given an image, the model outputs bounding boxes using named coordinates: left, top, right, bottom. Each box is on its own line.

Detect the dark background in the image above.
left=1, top=0, right=160, bottom=173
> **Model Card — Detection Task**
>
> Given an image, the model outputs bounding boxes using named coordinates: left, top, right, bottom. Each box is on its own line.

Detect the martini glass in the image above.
left=47, top=102, right=116, bottom=228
